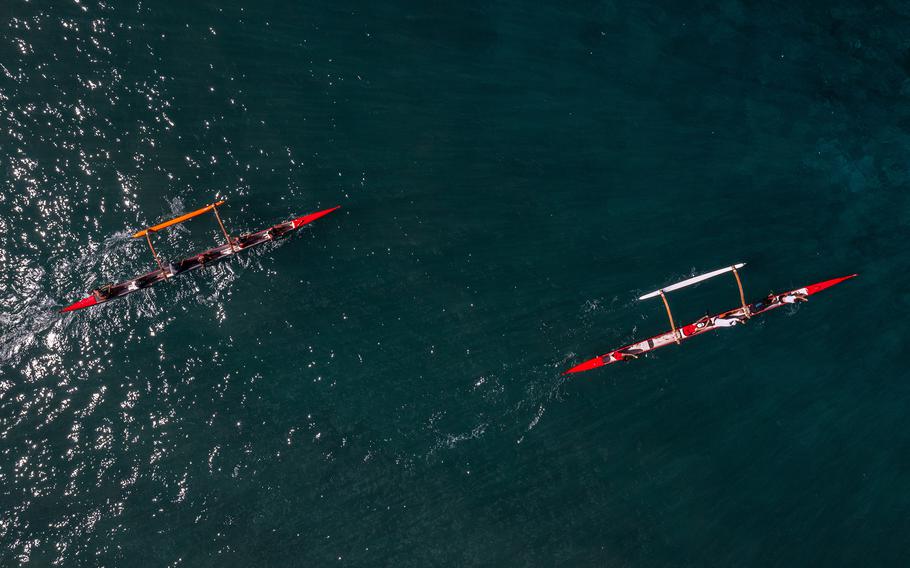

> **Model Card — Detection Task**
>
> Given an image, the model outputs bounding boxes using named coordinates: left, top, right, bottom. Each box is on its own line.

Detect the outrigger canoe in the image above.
left=565, top=264, right=856, bottom=375
left=60, top=202, right=339, bottom=313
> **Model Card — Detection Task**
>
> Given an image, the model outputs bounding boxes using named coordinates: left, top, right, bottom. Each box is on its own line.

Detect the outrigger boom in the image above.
left=565, top=265, right=856, bottom=375
left=132, top=200, right=235, bottom=272
left=640, top=263, right=749, bottom=343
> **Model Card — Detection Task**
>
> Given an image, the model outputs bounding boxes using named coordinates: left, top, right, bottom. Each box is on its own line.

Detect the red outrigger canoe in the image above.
left=565, top=264, right=856, bottom=375
left=60, top=202, right=339, bottom=313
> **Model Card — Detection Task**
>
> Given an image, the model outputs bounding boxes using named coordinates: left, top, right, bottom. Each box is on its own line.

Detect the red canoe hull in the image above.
left=60, top=295, right=98, bottom=313
left=60, top=206, right=340, bottom=313
left=292, top=205, right=341, bottom=229
left=565, top=273, right=857, bottom=375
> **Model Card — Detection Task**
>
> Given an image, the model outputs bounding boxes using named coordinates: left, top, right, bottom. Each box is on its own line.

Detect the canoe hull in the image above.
left=60, top=206, right=339, bottom=313
left=565, top=274, right=857, bottom=375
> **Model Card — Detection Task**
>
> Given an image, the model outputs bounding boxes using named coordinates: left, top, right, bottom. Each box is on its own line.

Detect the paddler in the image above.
left=780, top=291, right=808, bottom=304
left=752, top=291, right=806, bottom=311
left=268, top=224, right=293, bottom=240
left=91, top=284, right=113, bottom=301
left=713, top=312, right=748, bottom=327
left=693, top=314, right=712, bottom=330
left=611, top=348, right=640, bottom=361
left=196, top=250, right=220, bottom=265
left=681, top=315, right=713, bottom=337
left=235, top=233, right=264, bottom=248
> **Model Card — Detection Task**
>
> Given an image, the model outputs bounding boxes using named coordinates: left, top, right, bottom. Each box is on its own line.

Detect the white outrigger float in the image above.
left=565, top=264, right=856, bottom=375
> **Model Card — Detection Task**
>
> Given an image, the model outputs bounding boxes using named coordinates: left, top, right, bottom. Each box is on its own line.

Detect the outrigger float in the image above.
left=60, top=201, right=339, bottom=313
left=565, top=264, right=856, bottom=375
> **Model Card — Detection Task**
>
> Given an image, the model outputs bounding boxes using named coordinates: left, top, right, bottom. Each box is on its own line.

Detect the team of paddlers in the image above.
left=91, top=222, right=295, bottom=302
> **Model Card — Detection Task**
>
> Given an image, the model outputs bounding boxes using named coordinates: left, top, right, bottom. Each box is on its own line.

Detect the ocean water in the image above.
left=1, top=1, right=908, bottom=565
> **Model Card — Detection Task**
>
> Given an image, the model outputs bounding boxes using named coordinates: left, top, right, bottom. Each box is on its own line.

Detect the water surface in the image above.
left=1, top=1, right=908, bottom=566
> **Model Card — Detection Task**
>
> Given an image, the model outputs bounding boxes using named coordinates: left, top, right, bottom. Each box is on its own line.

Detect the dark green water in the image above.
left=1, top=1, right=908, bottom=565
